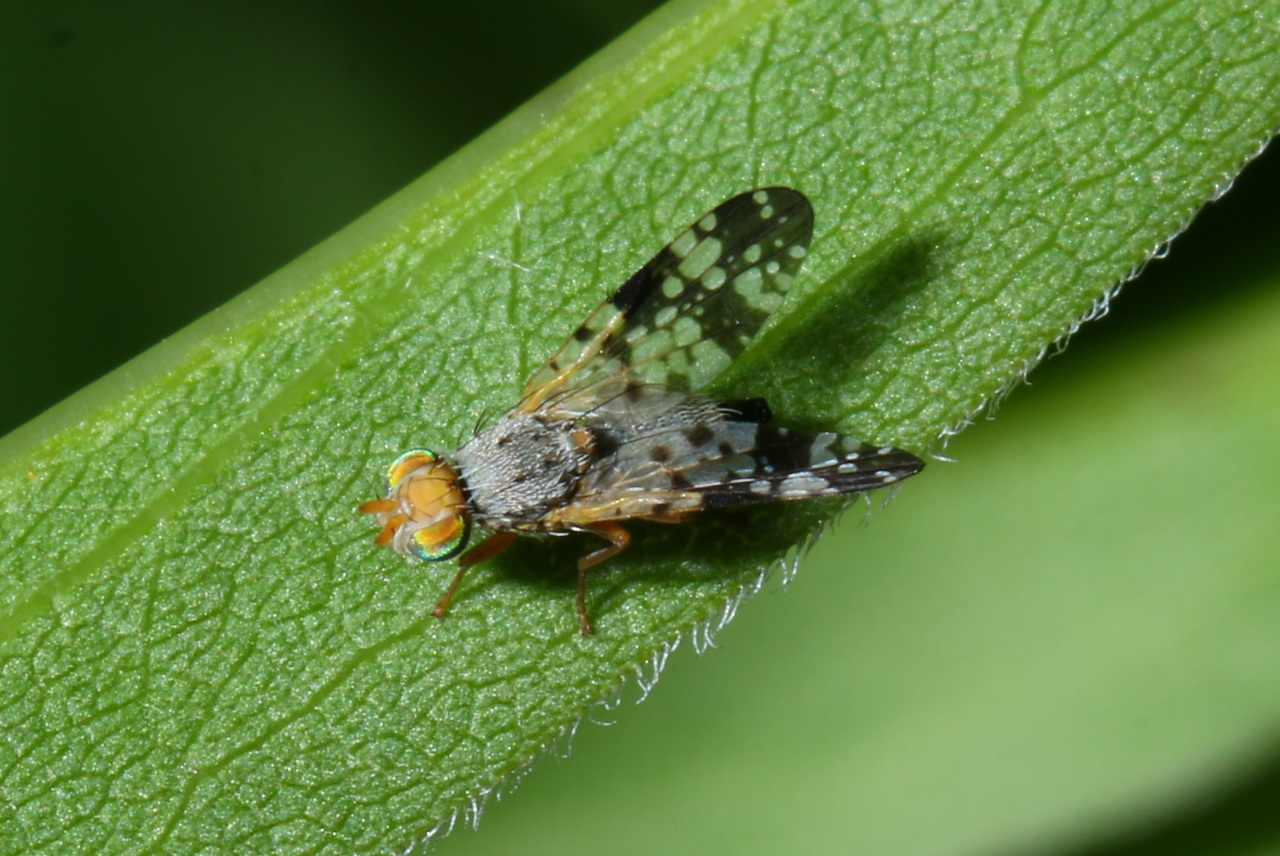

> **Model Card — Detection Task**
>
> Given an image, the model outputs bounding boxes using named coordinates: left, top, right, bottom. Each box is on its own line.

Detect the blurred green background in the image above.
left=0, top=0, right=661, bottom=438
left=3, top=3, right=1278, bottom=855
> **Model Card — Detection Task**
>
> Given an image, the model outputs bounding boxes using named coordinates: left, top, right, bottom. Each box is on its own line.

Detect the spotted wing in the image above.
left=548, top=395, right=924, bottom=525
left=677, top=423, right=925, bottom=510
left=518, top=188, right=813, bottom=414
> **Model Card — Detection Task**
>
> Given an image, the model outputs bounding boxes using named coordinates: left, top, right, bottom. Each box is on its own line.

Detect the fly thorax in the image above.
left=454, top=413, right=598, bottom=525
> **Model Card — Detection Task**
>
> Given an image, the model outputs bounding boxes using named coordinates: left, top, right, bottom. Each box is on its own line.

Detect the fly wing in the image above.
left=678, top=424, right=925, bottom=509
left=518, top=188, right=813, bottom=415
left=551, top=397, right=924, bottom=525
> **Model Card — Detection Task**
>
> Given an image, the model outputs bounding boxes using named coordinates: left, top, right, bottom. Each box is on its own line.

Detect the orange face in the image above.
left=359, top=450, right=470, bottom=561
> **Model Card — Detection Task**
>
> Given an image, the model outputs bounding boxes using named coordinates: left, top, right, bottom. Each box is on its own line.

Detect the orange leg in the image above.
left=431, top=531, right=518, bottom=619
left=574, top=522, right=632, bottom=635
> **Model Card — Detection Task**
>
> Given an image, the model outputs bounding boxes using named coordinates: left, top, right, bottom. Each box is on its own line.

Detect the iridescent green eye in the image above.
left=408, top=513, right=470, bottom=562
left=385, top=449, right=439, bottom=492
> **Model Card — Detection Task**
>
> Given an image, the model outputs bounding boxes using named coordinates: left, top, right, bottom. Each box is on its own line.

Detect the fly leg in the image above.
left=432, top=531, right=518, bottom=619
left=575, top=522, right=631, bottom=635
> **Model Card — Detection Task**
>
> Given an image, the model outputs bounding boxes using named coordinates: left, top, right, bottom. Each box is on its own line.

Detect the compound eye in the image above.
left=385, top=449, right=439, bottom=492
left=408, top=513, right=471, bottom=561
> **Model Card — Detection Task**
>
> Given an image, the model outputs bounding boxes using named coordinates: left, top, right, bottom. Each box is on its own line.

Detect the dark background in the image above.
left=0, top=2, right=660, bottom=437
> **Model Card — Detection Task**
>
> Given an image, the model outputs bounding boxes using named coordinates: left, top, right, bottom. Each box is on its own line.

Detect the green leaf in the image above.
left=2, top=1, right=1277, bottom=854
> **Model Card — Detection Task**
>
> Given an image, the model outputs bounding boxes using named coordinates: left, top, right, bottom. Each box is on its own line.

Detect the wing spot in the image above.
left=750, top=480, right=773, bottom=495
left=787, top=244, right=807, bottom=259
left=661, top=275, right=685, bottom=299
left=744, top=243, right=762, bottom=263
left=678, top=237, right=724, bottom=278
left=765, top=260, right=781, bottom=275
left=684, top=424, right=716, bottom=446
left=593, top=431, right=619, bottom=458
left=698, top=212, right=719, bottom=232
left=718, top=440, right=736, bottom=456
left=780, top=473, right=831, bottom=495
left=649, top=445, right=672, bottom=463
left=703, top=266, right=727, bottom=290
left=673, top=316, right=702, bottom=346
left=670, top=230, right=698, bottom=259
left=670, top=473, right=694, bottom=490
left=752, top=189, right=770, bottom=205
left=733, top=266, right=763, bottom=297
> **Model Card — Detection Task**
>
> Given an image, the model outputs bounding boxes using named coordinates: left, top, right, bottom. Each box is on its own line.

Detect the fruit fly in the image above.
left=361, top=188, right=924, bottom=634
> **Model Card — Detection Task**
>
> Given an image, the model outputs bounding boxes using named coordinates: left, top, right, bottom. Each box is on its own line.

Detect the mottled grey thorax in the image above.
left=454, top=413, right=597, bottom=529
